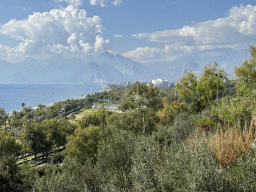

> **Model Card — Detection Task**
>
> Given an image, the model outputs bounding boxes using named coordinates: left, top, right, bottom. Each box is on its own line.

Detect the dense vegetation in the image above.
left=1, top=46, right=256, bottom=191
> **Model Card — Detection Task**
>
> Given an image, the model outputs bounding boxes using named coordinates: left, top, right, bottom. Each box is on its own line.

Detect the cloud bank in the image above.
left=125, top=5, right=256, bottom=62
left=0, top=5, right=111, bottom=61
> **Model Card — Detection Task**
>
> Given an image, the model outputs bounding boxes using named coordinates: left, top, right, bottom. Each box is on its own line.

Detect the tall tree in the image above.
left=65, top=125, right=101, bottom=164
left=175, top=71, right=198, bottom=102
left=0, top=130, right=21, bottom=156
left=234, top=45, right=256, bottom=96
left=176, top=62, right=226, bottom=112
left=0, top=108, right=8, bottom=130
left=119, top=82, right=163, bottom=134
left=197, top=62, right=226, bottom=107
left=20, top=122, right=46, bottom=158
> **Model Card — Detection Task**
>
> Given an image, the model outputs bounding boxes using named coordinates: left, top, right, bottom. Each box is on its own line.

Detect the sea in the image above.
left=0, top=84, right=105, bottom=113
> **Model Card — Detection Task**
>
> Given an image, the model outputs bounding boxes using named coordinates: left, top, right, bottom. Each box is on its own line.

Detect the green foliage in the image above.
left=0, top=108, right=8, bottom=130
left=185, top=141, right=232, bottom=191
left=210, top=96, right=253, bottom=130
left=107, top=108, right=158, bottom=135
left=222, top=79, right=237, bottom=98
left=77, top=108, right=112, bottom=129
left=197, top=62, right=226, bottom=106
left=157, top=98, right=188, bottom=126
left=156, top=97, right=175, bottom=126
left=40, top=119, right=76, bottom=148
left=20, top=122, right=46, bottom=158
left=0, top=155, right=24, bottom=192
left=188, top=98, right=207, bottom=113
left=97, top=128, right=136, bottom=191
left=234, top=45, right=256, bottom=96
left=225, top=152, right=256, bottom=191
left=176, top=62, right=226, bottom=113
left=65, top=125, right=101, bottom=164
left=176, top=71, right=198, bottom=102
left=0, top=130, right=21, bottom=156
left=20, top=119, right=75, bottom=158
left=32, top=160, right=105, bottom=192
left=119, top=81, right=163, bottom=112
left=131, top=135, right=166, bottom=191
left=154, top=112, right=194, bottom=146
left=197, top=117, right=217, bottom=133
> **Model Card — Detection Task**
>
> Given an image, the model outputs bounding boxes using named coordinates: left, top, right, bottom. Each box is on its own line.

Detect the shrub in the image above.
left=132, top=136, right=190, bottom=191
left=107, top=109, right=158, bottom=135
left=225, top=151, right=256, bottom=191
left=210, top=96, right=253, bottom=130
left=184, top=133, right=234, bottom=191
left=96, top=128, right=136, bottom=191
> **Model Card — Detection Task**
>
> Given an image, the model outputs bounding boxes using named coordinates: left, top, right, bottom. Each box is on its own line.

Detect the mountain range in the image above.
left=0, top=48, right=252, bottom=84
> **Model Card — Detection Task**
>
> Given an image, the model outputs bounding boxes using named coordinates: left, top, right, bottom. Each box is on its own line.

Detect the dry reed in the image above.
left=208, top=121, right=256, bottom=168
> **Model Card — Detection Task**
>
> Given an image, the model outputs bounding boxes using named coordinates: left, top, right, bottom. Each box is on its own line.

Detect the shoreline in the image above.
left=5, top=84, right=106, bottom=115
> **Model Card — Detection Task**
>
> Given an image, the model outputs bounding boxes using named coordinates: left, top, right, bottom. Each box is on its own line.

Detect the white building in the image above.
left=152, top=78, right=168, bottom=89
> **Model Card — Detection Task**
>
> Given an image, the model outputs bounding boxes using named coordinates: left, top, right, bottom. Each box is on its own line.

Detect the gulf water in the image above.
left=0, top=84, right=104, bottom=113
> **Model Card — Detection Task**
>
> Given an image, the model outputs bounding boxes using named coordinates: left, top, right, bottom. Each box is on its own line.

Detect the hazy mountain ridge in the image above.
left=0, top=48, right=252, bottom=84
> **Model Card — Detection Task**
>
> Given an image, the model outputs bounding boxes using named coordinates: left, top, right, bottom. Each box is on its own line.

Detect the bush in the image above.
left=107, top=109, right=158, bottom=135
left=96, top=128, right=136, bottom=191
left=225, top=151, right=256, bottom=191
left=155, top=112, right=194, bottom=147
left=210, top=96, right=253, bottom=130
left=186, top=141, right=232, bottom=191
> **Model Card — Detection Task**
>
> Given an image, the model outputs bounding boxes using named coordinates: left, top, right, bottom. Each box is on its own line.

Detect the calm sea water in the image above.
left=0, top=84, right=104, bottom=113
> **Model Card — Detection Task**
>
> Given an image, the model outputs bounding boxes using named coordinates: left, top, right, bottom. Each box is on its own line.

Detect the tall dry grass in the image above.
left=208, top=122, right=256, bottom=168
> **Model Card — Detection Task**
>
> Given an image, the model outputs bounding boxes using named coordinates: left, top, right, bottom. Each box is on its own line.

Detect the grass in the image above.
left=74, top=107, right=118, bottom=122
left=208, top=124, right=256, bottom=168
left=74, top=109, right=95, bottom=121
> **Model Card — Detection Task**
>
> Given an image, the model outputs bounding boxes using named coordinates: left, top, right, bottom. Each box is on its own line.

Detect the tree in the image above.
left=197, top=62, right=226, bottom=107
left=21, top=102, right=25, bottom=108
left=0, top=108, right=8, bottom=130
left=156, top=97, right=188, bottom=126
left=234, top=45, right=256, bottom=96
left=65, top=125, right=101, bottom=164
left=20, top=122, right=46, bottom=158
left=176, top=62, right=226, bottom=112
left=175, top=71, right=198, bottom=102
left=119, top=82, right=163, bottom=134
left=119, top=82, right=163, bottom=112
left=40, top=119, right=76, bottom=149
left=0, top=130, right=21, bottom=156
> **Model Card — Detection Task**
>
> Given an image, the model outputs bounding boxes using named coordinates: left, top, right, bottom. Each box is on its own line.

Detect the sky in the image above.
left=0, top=0, right=256, bottom=63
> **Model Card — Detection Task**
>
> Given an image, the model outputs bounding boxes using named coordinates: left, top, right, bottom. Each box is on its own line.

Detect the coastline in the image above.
left=3, top=84, right=105, bottom=114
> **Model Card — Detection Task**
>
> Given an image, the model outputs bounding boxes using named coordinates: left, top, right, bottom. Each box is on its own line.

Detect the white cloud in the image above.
left=55, top=0, right=83, bottom=7
left=114, top=34, right=122, bottom=38
left=111, top=0, right=122, bottom=6
left=0, top=5, right=110, bottom=60
left=123, top=47, right=163, bottom=63
left=139, top=5, right=256, bottom=46
left=89, top=0, right=106, bottom=7
left=56, top=0, right=121, bottom=8
left=128, top=5, right=256, bottom=62
left=131, top=33, right=147, bottom=39
left=94, top=35, right=111, bottom=52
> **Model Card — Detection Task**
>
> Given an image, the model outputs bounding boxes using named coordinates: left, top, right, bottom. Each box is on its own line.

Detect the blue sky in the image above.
left=0, top=0, right=255, bottom=63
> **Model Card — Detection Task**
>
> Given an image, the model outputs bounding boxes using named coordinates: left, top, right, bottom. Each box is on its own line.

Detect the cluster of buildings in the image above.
left=106, top=78, right=173, bottom=90
left=151, top=78, right=169, bottom=89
